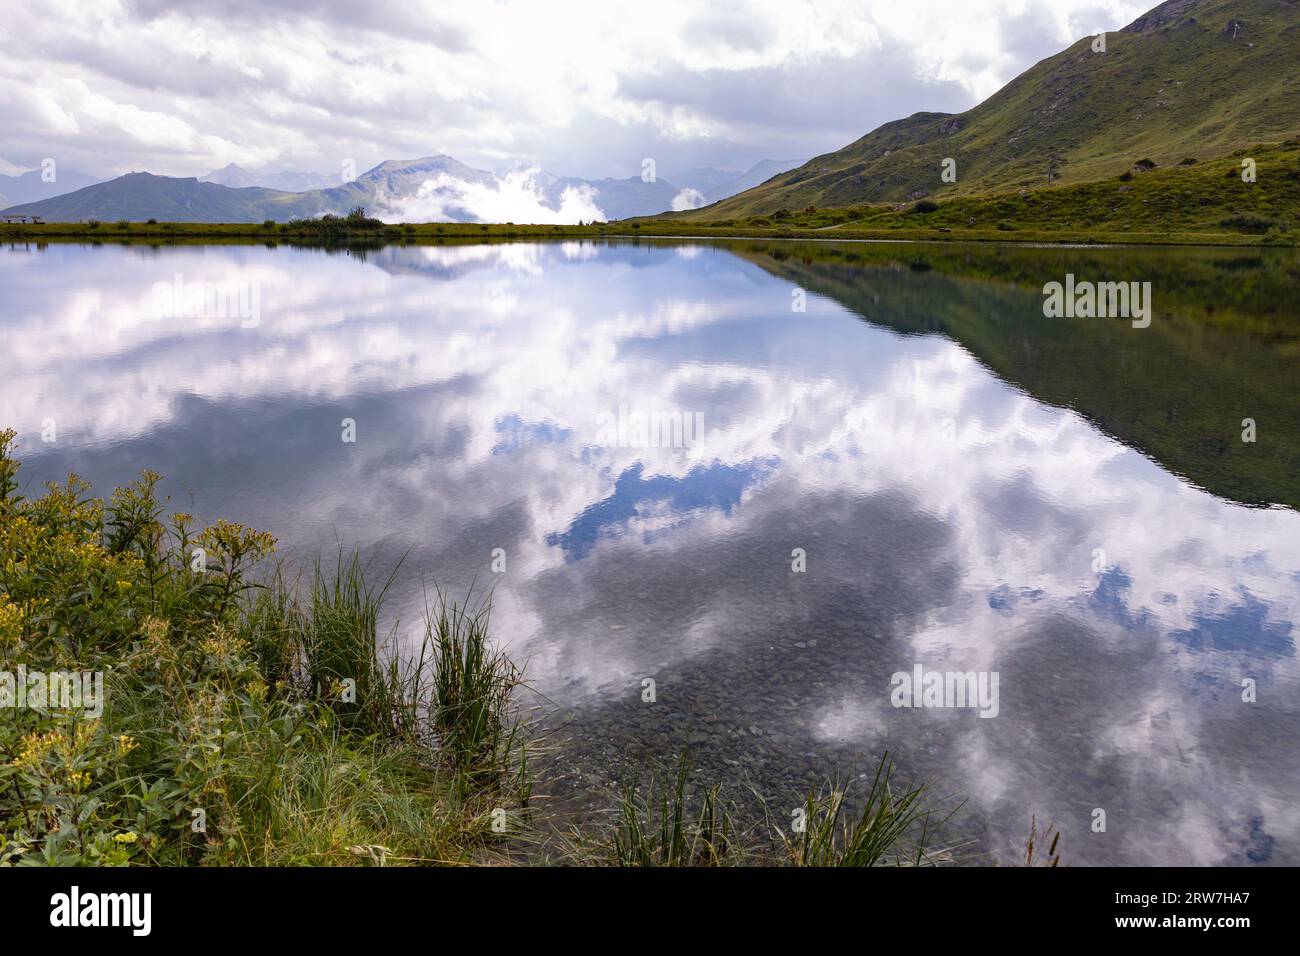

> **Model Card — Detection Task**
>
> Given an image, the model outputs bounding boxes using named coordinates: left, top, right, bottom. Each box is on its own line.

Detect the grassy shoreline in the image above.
left=1, top=218, right=1291, bottom=247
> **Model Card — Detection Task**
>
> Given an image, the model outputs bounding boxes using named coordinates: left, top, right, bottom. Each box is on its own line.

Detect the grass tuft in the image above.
left=786, top=753, right=948, bottom=867
left=608, top=754, right=734, bottom=867
left=425, top=585, right=523, bottom=787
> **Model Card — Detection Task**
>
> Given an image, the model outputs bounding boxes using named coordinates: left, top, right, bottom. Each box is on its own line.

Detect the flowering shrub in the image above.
left=0, top=428, right=521, bottom=866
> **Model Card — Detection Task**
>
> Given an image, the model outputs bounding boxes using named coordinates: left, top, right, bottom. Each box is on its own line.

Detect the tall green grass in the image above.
left=300, top=552, right=402, bottom=736
left=246, top=554, right=524, bottom=786
left=425, top=586, right=522, bottom=787
left=586, top=751, right=954, bottom=867
left=786, top=754, right=951, bottom=867
left=607, top=754, right=734, bottom=866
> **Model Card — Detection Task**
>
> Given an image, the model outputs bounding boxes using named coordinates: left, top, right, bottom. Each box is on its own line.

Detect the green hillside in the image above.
left=681, top=0, right=1300, bottom=219
left=642, top=138, right=1300, bottom=242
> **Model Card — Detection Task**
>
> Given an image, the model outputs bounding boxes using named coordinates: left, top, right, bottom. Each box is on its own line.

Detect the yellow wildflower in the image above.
left=11, top=730, right=62, bottom=770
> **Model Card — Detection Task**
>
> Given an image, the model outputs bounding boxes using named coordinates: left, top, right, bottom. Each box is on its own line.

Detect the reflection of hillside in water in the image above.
left=731, top=240, right=1300, bottom=511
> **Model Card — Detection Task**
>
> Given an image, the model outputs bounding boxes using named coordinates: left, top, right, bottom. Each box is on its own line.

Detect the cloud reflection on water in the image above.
left=3, top=239, right=1296, bottom=864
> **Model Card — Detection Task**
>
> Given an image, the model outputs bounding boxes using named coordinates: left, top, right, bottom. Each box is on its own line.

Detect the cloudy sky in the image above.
left=0, top=0, right=1152, bottom=182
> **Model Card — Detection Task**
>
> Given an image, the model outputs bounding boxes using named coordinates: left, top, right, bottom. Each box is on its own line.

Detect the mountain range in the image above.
left=0, top=155, right=805, bottom=223
left=199, top=163, right=339, bottom=192
left=0, top=167, right=100, bottom=209
left=675, top=0, right=1300, bottom=219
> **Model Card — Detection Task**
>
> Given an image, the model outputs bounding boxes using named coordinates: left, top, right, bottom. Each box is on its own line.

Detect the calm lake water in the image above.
left=3, top=238, right=1297, bottom=865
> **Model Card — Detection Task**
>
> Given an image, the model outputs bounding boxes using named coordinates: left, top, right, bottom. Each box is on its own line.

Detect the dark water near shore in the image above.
left=3, top=238, right=1297, bottom=864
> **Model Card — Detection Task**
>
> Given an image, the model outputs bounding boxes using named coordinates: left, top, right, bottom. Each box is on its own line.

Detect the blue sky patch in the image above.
left=547, top=458, right=775, bottom=560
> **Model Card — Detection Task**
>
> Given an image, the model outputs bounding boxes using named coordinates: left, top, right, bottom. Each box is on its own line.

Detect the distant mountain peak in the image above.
left=0, top=166, right=102, bottom=209
left=200, top=163, right=338, bottom=193
left=370, top=155, right=461, bottom=171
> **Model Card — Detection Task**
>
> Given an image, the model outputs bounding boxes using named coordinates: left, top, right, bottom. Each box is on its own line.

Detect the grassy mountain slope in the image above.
left=703, top=159, right=808, bottom=203
left=681, top=0, right=1300, bottom=219
left=646, top=138, right=1300, bottom=242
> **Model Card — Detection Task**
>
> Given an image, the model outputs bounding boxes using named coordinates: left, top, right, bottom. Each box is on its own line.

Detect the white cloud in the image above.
left=375, top=168, right=607, bottom=224
left=671, top=186, right=706, bottom=211
left=0, top=0, right=1152, bottom=179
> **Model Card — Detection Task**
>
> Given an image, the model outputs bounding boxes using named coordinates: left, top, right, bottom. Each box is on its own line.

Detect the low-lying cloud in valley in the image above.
left=671, top=187, right=707, bottom=211
left=373, top=168, right=607, bottom=224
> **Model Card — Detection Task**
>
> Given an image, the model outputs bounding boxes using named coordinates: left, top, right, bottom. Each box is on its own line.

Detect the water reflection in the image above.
left=2, top=239, right=1297, bottom=865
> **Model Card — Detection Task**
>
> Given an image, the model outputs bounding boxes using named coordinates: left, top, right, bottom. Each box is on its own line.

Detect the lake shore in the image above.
left=5, top=237, right=1295, bottom=867
left=0, top=430, right=960, bottom=867
left=0, top=219, right=1292, bottom=247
